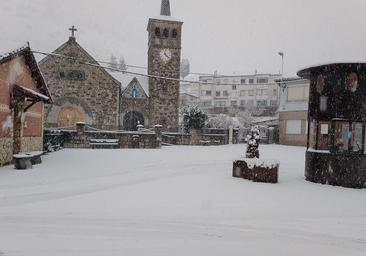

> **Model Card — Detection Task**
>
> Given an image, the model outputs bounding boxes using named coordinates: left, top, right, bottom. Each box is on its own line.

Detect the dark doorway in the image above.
left=123, top=111, right=145, bottom=131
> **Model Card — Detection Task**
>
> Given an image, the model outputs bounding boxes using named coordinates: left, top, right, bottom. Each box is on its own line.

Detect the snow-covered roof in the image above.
left=1, top=45, right=53, bottom=103
left=109, top=70, right=149, bottom=96
left=297, top=62, right=366, bottom=78
left=150, top=15, right=183, bottom=23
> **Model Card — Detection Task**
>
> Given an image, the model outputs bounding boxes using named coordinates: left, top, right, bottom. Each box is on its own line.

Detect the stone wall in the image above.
left=60, top=123, right=160, bottom=149
left=21, top=137, right=43, bottom=152
left=162, top=128, right=239, bottom=146
left=0, top=138, right=13, bottom=166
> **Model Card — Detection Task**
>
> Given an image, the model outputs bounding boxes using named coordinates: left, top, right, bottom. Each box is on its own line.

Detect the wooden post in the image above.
left=13, top=102, right=25, bottom=154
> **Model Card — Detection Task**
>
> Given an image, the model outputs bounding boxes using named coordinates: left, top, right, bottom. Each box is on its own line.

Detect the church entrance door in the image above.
left=123, top=111, right=144, bottom=131
left=58, top=106, right=84, bottom=128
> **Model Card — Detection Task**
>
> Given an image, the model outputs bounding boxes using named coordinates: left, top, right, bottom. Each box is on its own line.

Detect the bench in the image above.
left=200, top=140, right=211, bottom=146
left=90, top=139, right=119, bottom=149
left=13, top=151, right=43, bottom=170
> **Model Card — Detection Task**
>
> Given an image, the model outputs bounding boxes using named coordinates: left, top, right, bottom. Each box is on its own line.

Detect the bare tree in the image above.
left=118, top=57, right=127, bottom=71
left=180, top=59, right=190, bottom=79
left=109, top=54, right=118, bottom=70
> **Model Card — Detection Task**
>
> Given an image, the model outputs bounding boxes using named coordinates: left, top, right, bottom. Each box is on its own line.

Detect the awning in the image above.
left=12, top=84, right=52, bottom=104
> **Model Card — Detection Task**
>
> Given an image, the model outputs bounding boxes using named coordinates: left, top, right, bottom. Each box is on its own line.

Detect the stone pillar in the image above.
left=76, top=122, right=86, bottom=134
left=154, top=125, right=162, bottom=148
left=229, top=126, right=233, bottom=144
left=137, top=124, right=144, bottom=132
left=233, top=128, right=240, bottom=144
left=268, top=127, right=274, bottom=144
left=13, top=103, right=25, bottom=154
left=190, top=129, right=201, bottom=145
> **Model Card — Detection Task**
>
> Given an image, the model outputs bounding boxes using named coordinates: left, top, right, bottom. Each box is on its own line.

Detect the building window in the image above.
left=351, top=123, right=363, bottom=152
left=240, top=100, right=246, bottom=106
left=230, top=101, right=237, bottom=107
left=257, top=100, right=267, bottom=107
left=270, top=100, right=277, bottom=106
left=262, top=89, right=268, bottom=95
left=256, top=89, right=262, bottom=96
left=247, top=100, right=254, bottom=106
left=216, top=91, right=221, bottom=97
left=131, top=85, right=139, bottom=98
left=59, top=71, right=65, bottom=79
left=286, top=120, right=302, bottom=135
left=257, top=78, right=269, bottom=84
left=172, top=29, right=178, bottom=38
left=249, top=78, right=254, bottom=84
left=241, top=79, right=246, bottom=84
left=202, top=90, right=212, bottom=96
left=155, top=27, right=161, bottom=37
left=232, top=85, right=237, bottom=90
left=318, top=121, right=331, bottom=150
left=223, top=91, right=229, bottom=97
left=248, top=90, right=254, bottom=96
left=58, top=70, right=85, bottom=81
left=240, top=90, right=246, bottom=96
left=163, top=28, right=169, bottom=38
left=287, top=85, right=309, bottom=101
left=202, top=101, right=212, bottom=107
left=215, top=101, right=226, bottom=107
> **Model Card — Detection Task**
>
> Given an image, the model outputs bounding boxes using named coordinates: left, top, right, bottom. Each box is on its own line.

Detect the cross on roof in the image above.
left=69, top=25, right=77, bottom=38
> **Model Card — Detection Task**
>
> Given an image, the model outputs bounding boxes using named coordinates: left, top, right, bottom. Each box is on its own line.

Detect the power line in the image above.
left=33, top=50, right=253, bottom=86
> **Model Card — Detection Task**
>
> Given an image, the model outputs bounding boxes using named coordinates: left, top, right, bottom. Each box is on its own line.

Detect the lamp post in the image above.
left=278, top=51, right=284, bottom=77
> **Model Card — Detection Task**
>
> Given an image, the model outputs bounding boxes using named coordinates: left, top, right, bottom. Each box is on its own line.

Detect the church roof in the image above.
left=160, top=0, right=171, bottom=16
left=109, top=70, right=149, bottom=96
left=38, top=37, right=121, bottom=87
left=149, top=0, right=182, bottom=23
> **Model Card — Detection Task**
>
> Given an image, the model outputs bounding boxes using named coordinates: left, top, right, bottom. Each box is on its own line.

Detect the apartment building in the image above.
left=198, top=73, right=281, bottom=114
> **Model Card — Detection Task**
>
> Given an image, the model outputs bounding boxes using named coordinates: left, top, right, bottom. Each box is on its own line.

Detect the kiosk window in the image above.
left=334, top=122, right=350, bottom=152
left=318, top=121, right=331, bottom=150
left=309, top=119, right=316, bottom=149
left=352, top=123, right=363, bottom=152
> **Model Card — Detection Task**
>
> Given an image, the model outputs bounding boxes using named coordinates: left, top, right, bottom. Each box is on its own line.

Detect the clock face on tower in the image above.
left=159, top=48, right=172, bottom=63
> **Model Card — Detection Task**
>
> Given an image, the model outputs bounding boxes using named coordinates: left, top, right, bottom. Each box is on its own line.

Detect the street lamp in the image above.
left=278, top=51, right=284, bottom=76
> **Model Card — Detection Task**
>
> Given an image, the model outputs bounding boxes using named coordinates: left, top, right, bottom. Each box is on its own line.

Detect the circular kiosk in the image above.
left=298, top=63, right=366, bottom=188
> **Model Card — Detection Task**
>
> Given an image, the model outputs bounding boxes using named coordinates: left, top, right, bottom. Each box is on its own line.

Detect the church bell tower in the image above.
left=147, top=0, right=183, bottom=131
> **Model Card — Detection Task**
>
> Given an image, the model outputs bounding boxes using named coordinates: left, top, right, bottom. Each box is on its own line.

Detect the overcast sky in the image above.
left=2, top=0, right=366, bottom=77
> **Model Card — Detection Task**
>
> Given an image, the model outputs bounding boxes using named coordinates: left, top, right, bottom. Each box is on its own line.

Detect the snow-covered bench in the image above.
left=90, top=139, right=119, bottom=149
left=13, top=151, right=43, bottom=170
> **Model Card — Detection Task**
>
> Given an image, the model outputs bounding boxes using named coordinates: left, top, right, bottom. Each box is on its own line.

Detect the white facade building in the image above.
left=276, top=77, right=310, bottom=146
left=197, top=73, right=282, bottom=113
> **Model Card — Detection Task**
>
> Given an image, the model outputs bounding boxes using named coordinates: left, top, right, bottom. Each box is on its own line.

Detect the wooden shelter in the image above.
left=0, top=44, right=52, bottom=166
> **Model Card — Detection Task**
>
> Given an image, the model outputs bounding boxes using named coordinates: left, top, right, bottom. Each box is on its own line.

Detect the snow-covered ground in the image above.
left=0, top=144, right=365, bottom=256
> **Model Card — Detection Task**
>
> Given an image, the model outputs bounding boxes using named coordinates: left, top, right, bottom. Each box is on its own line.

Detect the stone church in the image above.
left=40, top=0, right=183, bottom=132
left=39, top=28, right=121, bottom=130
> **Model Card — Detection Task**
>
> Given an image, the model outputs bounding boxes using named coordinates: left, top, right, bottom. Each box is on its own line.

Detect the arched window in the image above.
left=131, top=85, right=138, bottom=98
left=172, top=29, right=178, bottom=38
left=163, top=28, right=169, bottom=38
left=155, top=27, right=161, bottom=37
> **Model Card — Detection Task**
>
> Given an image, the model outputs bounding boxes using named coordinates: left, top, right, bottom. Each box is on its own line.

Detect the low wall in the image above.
left=51, top=123, right=162, bottom=149
left=162, top=128, right=240, bottom=146
left=0, top=138, right=13, bottom=166
left=21, top=137, right=43, bottom=152
left=63, top=130, right=159, bottom=149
